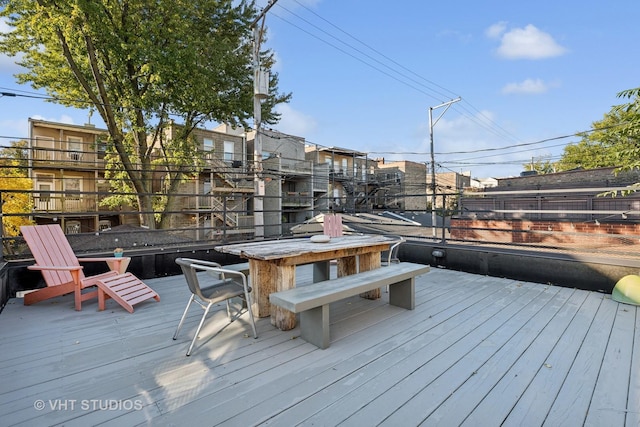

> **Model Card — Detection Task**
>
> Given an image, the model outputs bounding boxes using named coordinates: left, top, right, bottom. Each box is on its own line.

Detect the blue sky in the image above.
left=1, top=0, right=639, bottom=178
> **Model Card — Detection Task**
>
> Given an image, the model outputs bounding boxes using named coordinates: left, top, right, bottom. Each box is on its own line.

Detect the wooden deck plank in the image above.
left=280, top=278, right=543, bottom=426
left=628, top=310, right=640, bottom=427
left=0, top=265, right=638, bottom=427
left=223, top=277, right=505, bottom=424
left=141, top=270, right=490, bottom=419
left=461, top=288, right=590, bottom=425
left=427, top=286, right=582, bottom=426
left=501, top=291, right=605, bottom=426
left=257, top=276, right=528, bottom=426
left=367, top=285, right=566, bottom=426
left=584, top=302, right=637, bottom=426
left=543, top=295, right=620, bottom=426
left=150, top=270, right=456, bottom=419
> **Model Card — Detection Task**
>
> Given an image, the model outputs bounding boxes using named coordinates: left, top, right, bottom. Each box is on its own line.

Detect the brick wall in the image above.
left=496, top=167, right=640, bottom=190
left=451, top=218, right=640, bottom=248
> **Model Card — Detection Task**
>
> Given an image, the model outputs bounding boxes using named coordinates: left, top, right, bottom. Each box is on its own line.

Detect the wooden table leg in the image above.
left=337, top=255, right=357, bottom=277
left=271, top=264, right=297, bottom=330
left=359, top=252, right=382, bottom=299
left=251, top=259, right=275, bottom=318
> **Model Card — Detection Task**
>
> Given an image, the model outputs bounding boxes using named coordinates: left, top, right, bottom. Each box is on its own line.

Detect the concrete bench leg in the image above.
left=313, top=261, right=330, bottom=283
left=300, top=304, right=330, bottom=349
left=389, top=278, right=415, bottom=310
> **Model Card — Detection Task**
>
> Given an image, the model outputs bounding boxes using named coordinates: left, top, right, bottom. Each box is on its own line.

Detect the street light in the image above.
left=429, top=97, right=460, bottom=238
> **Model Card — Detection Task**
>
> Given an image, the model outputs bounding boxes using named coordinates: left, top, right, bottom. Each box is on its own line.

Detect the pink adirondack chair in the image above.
left=323, top=213, right=344, bottom=237
left=21, top=224, right=159, bottom=312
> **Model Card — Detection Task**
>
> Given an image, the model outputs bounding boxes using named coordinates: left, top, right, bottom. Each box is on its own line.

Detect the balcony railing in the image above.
left=32, top=147, right=99, bottom=165
left=282, top=192, right=312, bottom=207
left=33, top=195, right=97, bottom=212
left=281, top=160, right=313, bottom=176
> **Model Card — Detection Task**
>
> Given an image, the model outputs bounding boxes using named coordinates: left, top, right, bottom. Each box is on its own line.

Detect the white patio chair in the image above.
left=382, top=236, right=405, bottom=292
left=173, top=258, right=257, bottom=356
left=381, top=235, right=405, bottom=266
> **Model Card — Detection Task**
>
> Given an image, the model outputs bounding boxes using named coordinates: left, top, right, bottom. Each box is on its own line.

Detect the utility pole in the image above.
left=429, top=97, right=461, bottom=238
left=251, top=0, right=278, bottom=238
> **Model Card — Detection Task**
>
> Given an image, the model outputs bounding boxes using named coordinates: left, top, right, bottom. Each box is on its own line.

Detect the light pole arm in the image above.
left=429, top=97, right=461, bottom=239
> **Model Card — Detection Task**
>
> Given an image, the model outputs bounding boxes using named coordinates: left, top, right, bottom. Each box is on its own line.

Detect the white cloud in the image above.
left=274, top=104, right=317, bottom=136
left=0, top=118, right=29, bottom=139
left=414, top=110, right=501, bottom=156
left=0, top=54, right=25, bottom=74
left=0, top=17, right=25, bottom=74
left=0, top=17, right=11, bottom=34
left=409, top=110, right=527, bottom=178
left=437, top=29, right=473, bottom=44
left=485, top=22, right=507, bottom=39
left=502, top=78, right=550, bottom=95
left=271, top=51, right=283, bottom=73
left=31, top=114, right=76, bottom=125
left=489, top=23, right=567, bottom=59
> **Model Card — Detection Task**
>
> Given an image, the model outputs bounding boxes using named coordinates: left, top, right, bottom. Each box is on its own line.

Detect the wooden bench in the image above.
left=269, top=262, right=430, bottom=349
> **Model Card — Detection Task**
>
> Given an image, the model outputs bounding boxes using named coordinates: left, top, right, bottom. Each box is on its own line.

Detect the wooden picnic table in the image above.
left=214, top=235, right=394, bottom=330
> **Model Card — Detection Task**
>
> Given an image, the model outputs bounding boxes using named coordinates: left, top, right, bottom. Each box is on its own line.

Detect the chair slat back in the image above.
left=323, top=214, right=343, bottom=237
left=21, top=224, right=84, bottom=287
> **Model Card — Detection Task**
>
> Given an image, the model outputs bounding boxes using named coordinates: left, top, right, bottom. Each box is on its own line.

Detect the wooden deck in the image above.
left=0, top=265, right=638, bottom=426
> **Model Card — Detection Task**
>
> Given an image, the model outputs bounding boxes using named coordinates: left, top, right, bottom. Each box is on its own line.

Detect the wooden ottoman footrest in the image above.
left=96, top=273, right=160, bottom=313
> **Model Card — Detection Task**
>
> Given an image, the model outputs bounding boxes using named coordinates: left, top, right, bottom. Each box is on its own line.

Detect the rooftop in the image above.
left=1, top=265, right=638, bottom=426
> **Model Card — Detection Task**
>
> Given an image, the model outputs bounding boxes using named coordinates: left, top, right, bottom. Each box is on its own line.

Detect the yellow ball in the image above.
left=612, top=275, right=640, bottom=306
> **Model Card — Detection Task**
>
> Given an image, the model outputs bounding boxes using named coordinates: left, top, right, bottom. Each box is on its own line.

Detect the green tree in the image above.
left=0, top=140, right=33, bottom=251
left=0, top=0, right=290, bottom=229
left=555, top=105, right=637, bottom=171
left=611, top=87, right=640, bottom=171
left=603, top=87, right=640, bottom=195
left=522, top=155, right=556, bottom=174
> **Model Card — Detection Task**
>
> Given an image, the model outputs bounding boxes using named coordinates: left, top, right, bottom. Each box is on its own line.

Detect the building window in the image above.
left=203, top=138, right=214, bottom=152
left=67, top=136, right=83, bottom=161
left=35, top=174, right=54, bottom=200
left=34, top=137, right=54, bottom=161
left=63, top=176, right=82, bottom=210
left=324, top=157, right=332, bottom=172
left=35, top=174, right=54, bottom=210
left=203, top=138, right=214, bottom=160
left=96, top=136, right=107, bottom=160
left=223, top=141, right=234, bottom=162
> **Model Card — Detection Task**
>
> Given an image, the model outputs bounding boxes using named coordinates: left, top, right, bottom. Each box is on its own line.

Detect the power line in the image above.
left=269, top=11, right=447, bottom=102
left=285, top=0, right=460, bottom=102
left=273, top=2, right=525, bottom=147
